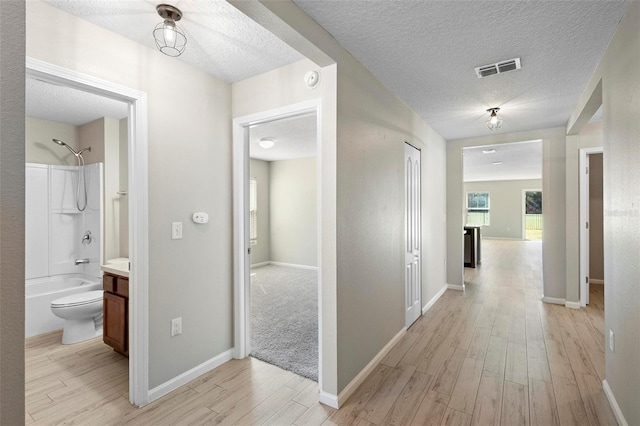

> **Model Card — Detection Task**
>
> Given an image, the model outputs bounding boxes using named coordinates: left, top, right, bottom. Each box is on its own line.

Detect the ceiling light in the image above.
left=259, top=138, right=275, bottom=149
left=492, top=161, right=503, bottom=165
left=153, top=4, right=187, bottom=57
left=482, top=149, right=497, bottom=154
left=486, top=108, right=503, bottom=131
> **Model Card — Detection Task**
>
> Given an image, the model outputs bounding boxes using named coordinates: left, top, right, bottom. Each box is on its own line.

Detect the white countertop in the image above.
left=101, top=258, right=129, bottom=278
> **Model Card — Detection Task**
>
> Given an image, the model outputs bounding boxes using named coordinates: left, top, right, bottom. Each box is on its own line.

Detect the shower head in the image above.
left=51, top=138, right=86, bottom=157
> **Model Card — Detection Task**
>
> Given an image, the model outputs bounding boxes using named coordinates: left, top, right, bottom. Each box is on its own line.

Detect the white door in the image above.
left=581, top=154, right=591, bottom=305
left=405, top=143, right=421, bottom=327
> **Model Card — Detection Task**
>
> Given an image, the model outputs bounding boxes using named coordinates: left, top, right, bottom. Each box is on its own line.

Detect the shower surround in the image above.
left=25, top=162, right=103, bottom=337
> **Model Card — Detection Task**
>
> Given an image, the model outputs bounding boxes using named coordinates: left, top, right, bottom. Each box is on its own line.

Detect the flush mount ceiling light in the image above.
left=153, top=4, right=187, bottom=57
left=258, top=138, right=275, bottom=149
left=486, top=107, right=503, bottom=131
left=482, top=149, right=497, bottom=154
left=492, top=161, right=503, bottom=165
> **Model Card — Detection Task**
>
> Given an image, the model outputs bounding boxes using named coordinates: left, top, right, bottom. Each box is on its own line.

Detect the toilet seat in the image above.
left=51, top=290, right=104, bottom=308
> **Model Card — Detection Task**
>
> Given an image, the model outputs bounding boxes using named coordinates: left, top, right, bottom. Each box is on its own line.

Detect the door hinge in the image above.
left=247, top=247, right=251, bottom=255
left=586, top=221, right=589, bottom=229
left=586, top=276, right=589, bottom=284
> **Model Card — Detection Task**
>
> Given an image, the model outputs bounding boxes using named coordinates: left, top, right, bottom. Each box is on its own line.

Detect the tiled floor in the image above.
left=25, top=240, right=615, bottom=425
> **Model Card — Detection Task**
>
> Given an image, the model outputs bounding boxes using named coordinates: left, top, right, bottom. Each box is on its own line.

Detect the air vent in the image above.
left=475, top=57, right=521, bottom=78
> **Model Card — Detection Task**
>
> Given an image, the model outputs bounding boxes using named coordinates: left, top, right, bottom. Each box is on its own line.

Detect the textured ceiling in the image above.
left=26, top=77, right=128, bottom=126
left=44, top=0, right=304, bottom=83
left=250, top=114, right=317, bottom=162
left=294, top=1, right=628, bottom=140
left=463, top=140, right=542, bottom=182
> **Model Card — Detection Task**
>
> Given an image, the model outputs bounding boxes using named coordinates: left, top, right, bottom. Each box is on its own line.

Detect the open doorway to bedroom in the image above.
left=248, top=112, right=319, bottom=381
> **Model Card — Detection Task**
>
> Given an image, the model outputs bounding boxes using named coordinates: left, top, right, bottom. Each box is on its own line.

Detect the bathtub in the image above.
left=26, top=275, right=102, bottom=338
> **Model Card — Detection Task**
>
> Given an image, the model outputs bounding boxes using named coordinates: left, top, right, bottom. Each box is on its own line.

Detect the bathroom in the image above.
left=25, top=76, right=130, bottom=346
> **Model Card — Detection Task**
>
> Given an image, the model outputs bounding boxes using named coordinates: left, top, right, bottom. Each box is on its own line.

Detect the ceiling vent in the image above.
left=475, top=58, right=521, bottom=78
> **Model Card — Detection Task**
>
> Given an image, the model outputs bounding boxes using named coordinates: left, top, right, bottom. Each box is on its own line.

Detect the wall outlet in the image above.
left=609, top=329, right=615, bottom=352
left=171, top=222, right=183, bottom=240
left=171, top=317, right=182, bottom=337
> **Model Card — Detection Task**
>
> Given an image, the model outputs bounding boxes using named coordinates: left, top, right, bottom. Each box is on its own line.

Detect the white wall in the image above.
left=27, top=0, right=233, bottom=389
left=569, top=3, right=640, bottom=423
left=250, top=158, right=270, bottom=265
left=270, top=157, right=317, bottom=267
left=25, top=116, right=79, bottom=165
left=464, top=179, right=541, bottom=239
left=119, top=118, right=129, bottom=258
left=0, top=0, right=26, bottom=421
left=232, top=2, right=448, bottom=396
left=448, top=129, right=566, bottom=301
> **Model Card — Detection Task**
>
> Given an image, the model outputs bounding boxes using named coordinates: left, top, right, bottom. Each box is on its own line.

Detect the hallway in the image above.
left=24, top=240, right=616, bottom=425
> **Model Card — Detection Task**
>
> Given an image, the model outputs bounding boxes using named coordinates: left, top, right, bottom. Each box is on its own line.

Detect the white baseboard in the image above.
left=331, top=328, right=406, bottom=409
left=603, top=379, right=628, bottom=426
left=318, top=391, right=339, bottom=409
left=422, top=285, right=447, bottom=315
left=447, top=283, right=465, bottom=291
left=541, top=296, right=566, bottom=305
left=564, top=301, right=581, bottom=309
left=590, top=279, right=604, bottom=285
left=148, top=349, right=234, bottom=403
left=250, top=261, right=270, bottom=268
left=268, top=261, right=318, bottom=271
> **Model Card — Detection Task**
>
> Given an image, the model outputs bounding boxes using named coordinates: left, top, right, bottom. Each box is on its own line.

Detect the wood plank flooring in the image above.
left=25, top=240, right=616, bottom=425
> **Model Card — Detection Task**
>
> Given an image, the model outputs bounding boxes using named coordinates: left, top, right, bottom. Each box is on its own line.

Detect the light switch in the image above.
left=172, top=222, right=183, bottom=239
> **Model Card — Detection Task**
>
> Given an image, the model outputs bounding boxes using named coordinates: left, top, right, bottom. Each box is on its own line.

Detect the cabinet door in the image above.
left=103, top=292, right=127, bottom=355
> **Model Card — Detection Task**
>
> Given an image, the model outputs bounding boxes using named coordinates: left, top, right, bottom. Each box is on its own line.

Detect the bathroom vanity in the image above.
left=101, top=259, right=129, bottom=357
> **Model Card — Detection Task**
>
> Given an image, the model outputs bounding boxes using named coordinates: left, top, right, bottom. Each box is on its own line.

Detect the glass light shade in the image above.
left=259, top=138, right=275, bottom=149
left=486, top=110, right=503, bottom=130
left=153, top=20, right=187, bottom=57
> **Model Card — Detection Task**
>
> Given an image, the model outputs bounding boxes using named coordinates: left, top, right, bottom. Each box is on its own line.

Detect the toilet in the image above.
left=50, top=290, right=104, bottom=344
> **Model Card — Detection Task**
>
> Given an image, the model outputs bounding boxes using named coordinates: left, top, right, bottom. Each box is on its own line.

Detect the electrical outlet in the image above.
left=171, top=317, right=182, bottom=337
left=171, top=222, right=183, bottom=240
left=609, top=329, right=615, bottom=352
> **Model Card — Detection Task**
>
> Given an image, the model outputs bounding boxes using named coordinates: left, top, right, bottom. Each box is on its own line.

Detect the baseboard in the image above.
left=250, top=262, right=270, bottom=268
left=541, top=296, right=566, bottom=305
left=422, top=285, right=447, bottom=315
left=482, top=237, right=522, bottom=241
left=268, top=261, right=318, bottom=271
left=148, top=349, right=234, bottom=403
left=447, top=283, right=465, bottom=291
left=564, top=301, right=581, bottom=309
left=590, top=279, right=604, bottom=285
left=603, top=379, right=628, bottom=426
left=332, top=328, right=406, bottom=409
left=318, top=391, right=339, bottom=409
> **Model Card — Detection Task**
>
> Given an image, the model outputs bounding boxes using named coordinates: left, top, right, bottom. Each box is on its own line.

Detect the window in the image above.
left=466, top=192, right=490, bottom=226
left=250, top=178, right=257, bottom=244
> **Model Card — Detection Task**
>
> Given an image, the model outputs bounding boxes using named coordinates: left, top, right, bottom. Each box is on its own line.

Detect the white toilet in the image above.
left=50, top=290, right=104, bottom=344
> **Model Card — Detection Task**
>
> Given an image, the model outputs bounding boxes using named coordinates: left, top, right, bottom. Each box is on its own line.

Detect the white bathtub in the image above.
left=26, top=275, right=102, bottom=338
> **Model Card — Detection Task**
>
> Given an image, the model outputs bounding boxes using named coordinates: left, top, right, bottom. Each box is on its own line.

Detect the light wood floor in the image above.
left=25, top=240, right=615, bottom=425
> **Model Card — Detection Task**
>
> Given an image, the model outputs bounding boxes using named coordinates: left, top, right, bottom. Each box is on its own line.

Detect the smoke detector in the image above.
left=475, top=58, right=521, bottom=78
left=304, top=70, right=321, bottom=89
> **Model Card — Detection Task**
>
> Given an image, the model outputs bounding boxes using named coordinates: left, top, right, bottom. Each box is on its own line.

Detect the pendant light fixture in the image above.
left=486, top=107, right=503, bottom=130
left=153, top=4, right=187, bottom=57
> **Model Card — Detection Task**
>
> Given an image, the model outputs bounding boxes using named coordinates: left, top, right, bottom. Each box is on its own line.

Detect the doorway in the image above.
left=248, top=113, right=319, bottom=380
left=25, top=58, right=149, bottom=406
left=580, top=148, right=604, bottom=306
left=233, top=100, right=323, bottom=389
left=523, top=190, right=543, bottom=241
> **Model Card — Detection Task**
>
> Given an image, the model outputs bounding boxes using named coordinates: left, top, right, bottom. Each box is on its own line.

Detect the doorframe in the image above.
left=26, top=58, right=150, bottom=406
left=521, top=188, right=542, bottom=240
left=579, top=146, right=603, bottom=307
left=232, top=99, right=323, bottom=388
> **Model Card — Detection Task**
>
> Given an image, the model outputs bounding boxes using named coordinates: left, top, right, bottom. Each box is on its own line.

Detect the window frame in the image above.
left=466, top=191, right=490, bottom=226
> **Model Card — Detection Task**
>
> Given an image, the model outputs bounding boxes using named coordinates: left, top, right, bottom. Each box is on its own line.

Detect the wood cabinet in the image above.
left=103, top=272, right=129, bottom=356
